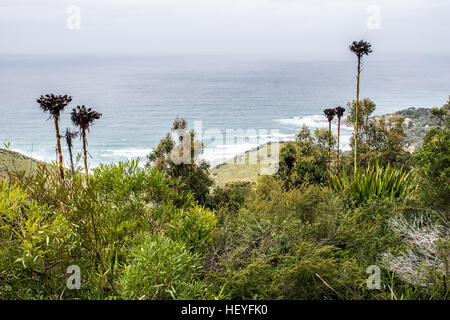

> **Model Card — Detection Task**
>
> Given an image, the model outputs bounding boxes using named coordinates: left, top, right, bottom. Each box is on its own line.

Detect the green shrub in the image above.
left=146, top=118, right=214, bottom=205
left=222, top=255, right=275, bottom=299
left=247, top=176, right=323, bottom=223
left=4, top=160, right=208, bottom=298
left=271, top=242, right=339, bottom=299
left=277, top=126, right=328, bottom=188
left=205, top=176, right=344, bottom=299
left=329, top=163, right=416, bottom=206
left=414, top=127, right=450, bottom=211
left=0, top=180, right=75, bottom=299
left=117, top=233, right=209, bottom=300
left=208, top=180, right=254, bottom=212
left=168, top=203, right=217, bottom=252
left=92, top=159, right=194, bottom=208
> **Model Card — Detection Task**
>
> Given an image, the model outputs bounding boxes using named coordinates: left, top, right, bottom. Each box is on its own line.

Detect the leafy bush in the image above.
left=277, top=126, right=328, bottom=188
left=146, top=118, right=214, bottom=205
left=204, top=176, right=348, bottom=299
left=271, top=242, right=339, bottom=299
left=0, top=180, right=75, bottom=299
left=3, top=96, right=449, bottom=300
left=329, top=163, right=416, bottom=206
left=346, top=98, right=411, bottom=169
left=414, top=127, right=450, bottom=211
left=222, top=240, right=341, bottom=300
left=117, top=233, right=209, bottom=300
left=92, top=159, right=193, bottom=208
left=207, top=180, right=254, bottom=213
left=247, top=176, right=323, bottom=223
left=168, top=203, right=217, bottom=252
left=3, top=160, right=216, bottom=299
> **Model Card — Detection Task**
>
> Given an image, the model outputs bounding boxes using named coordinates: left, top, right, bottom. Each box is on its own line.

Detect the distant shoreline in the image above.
left=1, top=107, right=438, bottom=182
left=212, top=106, right=437, bottom=168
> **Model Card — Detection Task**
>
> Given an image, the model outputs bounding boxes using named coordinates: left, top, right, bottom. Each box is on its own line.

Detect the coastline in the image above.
left=1, top=107, right=438, bottom=182
left=210, top=106, right=439, bottom=184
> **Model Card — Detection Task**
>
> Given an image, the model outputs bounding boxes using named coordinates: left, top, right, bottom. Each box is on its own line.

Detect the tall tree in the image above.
left=36, top=94, right=72, bottom=180
left=323, top=108, right=336, bottom=171
left=70, top=106, right=102, bottom=178
left=146, top=118, right=213, bottom=205
left=64, top=128, right=79, bottom=177
left=335, top=106, right=346, bottom=167
left=349, top=40, right=372, bottom=171
left=276, top=126, right=330, bottom=188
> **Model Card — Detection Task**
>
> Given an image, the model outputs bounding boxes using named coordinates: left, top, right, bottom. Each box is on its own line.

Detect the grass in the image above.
left=0, top=148, right=44, bottom=177
left=210, top=142, right=285, bottom=185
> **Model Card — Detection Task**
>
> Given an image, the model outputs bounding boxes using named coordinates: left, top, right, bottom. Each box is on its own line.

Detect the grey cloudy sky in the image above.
left=0, top=0, right=449, bottom=58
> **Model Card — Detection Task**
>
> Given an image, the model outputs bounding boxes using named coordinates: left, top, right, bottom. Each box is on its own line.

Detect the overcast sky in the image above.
left=0, top=0, right=449, bottom=58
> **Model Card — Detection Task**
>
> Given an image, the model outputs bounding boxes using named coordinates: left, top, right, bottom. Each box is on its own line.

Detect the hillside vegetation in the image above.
left=1, top=38, right=448, bottom=299
left=0, top=148, right=43, bottom=177
left=1, top=97, right=448, bottom=300
left=210, top=142, right=283, bottom=185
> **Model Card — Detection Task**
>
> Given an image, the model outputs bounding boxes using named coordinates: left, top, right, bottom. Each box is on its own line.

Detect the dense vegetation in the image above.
left=1, top=96, right=448, bottom=300
left=0, top=41, right=448, bottom=299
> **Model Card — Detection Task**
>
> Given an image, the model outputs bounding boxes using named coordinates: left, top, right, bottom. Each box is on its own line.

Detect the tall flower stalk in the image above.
left=335, top=106, right=345, bottom=168
left=324, top=108, right=336, bottom=172
left=64, top=128, right=79, bottom=177
left=70, top=106, right=102, bottom=179
left=349, top=40, right=372, bottom=171
left=37, top=94, right=72, bottom=180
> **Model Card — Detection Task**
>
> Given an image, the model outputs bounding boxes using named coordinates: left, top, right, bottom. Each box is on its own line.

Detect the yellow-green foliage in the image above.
left=204, top=177, right=345, bottom=300
left=168, top=204, right=217, bottom=252
left=117, top=233, right=210, bottom=300
left=0, top=180, right=75, bottom=299
left=1, top=160, right=218, bottom=299
left=203, top=174, right=447, bottom=300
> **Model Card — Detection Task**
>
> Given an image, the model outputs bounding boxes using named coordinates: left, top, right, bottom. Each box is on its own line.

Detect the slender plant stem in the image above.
left=68, top=143, right=75, bottom=177
left=54, top=116, right=65, bottom=181
left=354, top=56, right=361, bottom=172
left=82, top=128, right=89, bottom=179
left=328, top=120, right=331, bottom=171
left=337, top=116, right=341, bottom=169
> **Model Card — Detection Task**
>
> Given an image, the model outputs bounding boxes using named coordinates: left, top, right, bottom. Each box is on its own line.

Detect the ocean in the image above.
left=0, top=54, right=449, bottom=168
